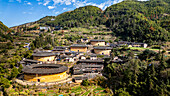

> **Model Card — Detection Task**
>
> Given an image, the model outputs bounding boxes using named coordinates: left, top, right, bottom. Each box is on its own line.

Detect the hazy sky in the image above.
left=0, top=0, right=145, bottom=27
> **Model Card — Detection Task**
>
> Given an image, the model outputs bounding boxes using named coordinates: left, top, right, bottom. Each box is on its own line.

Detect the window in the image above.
left=37, top=79, right=40, bottom=82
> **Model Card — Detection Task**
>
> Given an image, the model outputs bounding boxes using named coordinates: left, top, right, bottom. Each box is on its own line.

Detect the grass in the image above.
left=100, top=91, right=106, bottom=94
left=71, top=86, right=82, bottom=93
left=9, top=89, right=16, bottom=93
left=9, top=85, right=110, bottom=96
left=70, top=27, right=97, bottom=32
left=83, top=90, right=90, bottom=96
left=94, top=87, right=105, bottom=91
left=38, top=93, right=46, bottom=96
left=47, top=90, right=54, bottom=92
left=130, top=47, right=160, bottom=51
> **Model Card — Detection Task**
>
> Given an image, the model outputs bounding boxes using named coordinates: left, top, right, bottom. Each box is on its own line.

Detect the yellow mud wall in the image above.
left=70, top=47, right=87, bottom=52
left=94, top=49, right=111, bottom=55
left=24, top=72, right=67, bottom=82
left=33, top=56, right=55, bottom=61
left=91, top=42, right=105, bottom=46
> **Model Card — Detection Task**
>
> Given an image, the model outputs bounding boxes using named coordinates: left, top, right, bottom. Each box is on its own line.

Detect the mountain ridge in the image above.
left=10, top=0, right=170, bottom=43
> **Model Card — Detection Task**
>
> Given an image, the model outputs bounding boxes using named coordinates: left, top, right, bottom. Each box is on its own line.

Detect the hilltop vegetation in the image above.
left=104, top=0, right=169, bottom=43
left=34, top=0, right=169, bottom=44
left=0, top=21, right=10, bottom=32
left=0, top=21, right=13, bottom=42
left=38, top=6, right=103, bottom=28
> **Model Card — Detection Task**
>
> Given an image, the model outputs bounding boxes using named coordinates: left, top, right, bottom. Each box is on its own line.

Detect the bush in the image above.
left=81, top=79, right=90, bottom=86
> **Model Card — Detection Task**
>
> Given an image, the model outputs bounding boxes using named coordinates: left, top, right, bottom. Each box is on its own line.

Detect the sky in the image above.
left=0, top=0, right=147, bottom=27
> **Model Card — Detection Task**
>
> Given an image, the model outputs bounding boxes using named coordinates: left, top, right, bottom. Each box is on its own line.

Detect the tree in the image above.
left=81, top=79, right=90, bottom=86
left=115, top=88, right=131, bottom=96
left=138, top=49, right=157, bottom=60
left=127, top=51, right=134, bottom=59
left=10, top=67, right=19, bottom=79
left=0, top=77, right=10, bottom=88
left=18, top=64, right=23, bottom=73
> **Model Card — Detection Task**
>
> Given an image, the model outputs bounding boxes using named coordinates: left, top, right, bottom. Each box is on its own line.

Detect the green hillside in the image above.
left=22, top=0, right=170, bottom=43
left=0, top=21, right=12, bottom=42
left=0, top=21, right=10, bottom=32
left=38, top=6, right=103, bottom=27
left=104, top=0, right=169, bottom=43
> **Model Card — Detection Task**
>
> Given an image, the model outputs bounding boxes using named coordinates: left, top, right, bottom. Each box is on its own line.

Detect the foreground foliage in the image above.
left=104, top=50, right=169, bottom=96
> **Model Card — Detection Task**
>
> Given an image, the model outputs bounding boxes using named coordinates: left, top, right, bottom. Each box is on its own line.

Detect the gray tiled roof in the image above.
left=70, top=44, right=88, bottom=47
left=77, top=60, right=104, bottom=63
left=90, top=39, right=105, bottom=42
left=22, top=64, right=68, bottom=74
left=94, top=46, right=112, bottom=50
left=32, top=52, right=56, bottom=57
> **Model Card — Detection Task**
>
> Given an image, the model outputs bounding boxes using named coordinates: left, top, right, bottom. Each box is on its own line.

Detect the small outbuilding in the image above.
left=90, top=40, right=106, bottom=46
left=93, top=46, right=112, bottom=55
left=70, top=44, right=88, bottom=52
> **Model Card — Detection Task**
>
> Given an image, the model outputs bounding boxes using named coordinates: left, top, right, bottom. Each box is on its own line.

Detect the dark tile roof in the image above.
left=54, top=46, right=69, bottom=49
left=24, top=58, right=40, bottom=63
left=94, top=46, right=112, bottom=50
left=74, top=76, right=88, bottom=80
left=118, top=41, right=147, bottom=45
left=70, top=44, right=88, bottom=48
left=89, top=54, right=97, bottom=57
left=73, top=71, right=84, bottom=75
left=82, top=38, right=88, bottom=40
left=52, top=49, right=65, bottom=51
left=32, top=52, right=56, bottom=57
left=19, top=59, right=41, bottom=64
left=132, top=42, right=147, bottom=45
left=22, top=64, right=68, bottom=74
left=118, top=41, right=129, bottom=44
left=110, top=44, right=119, bottom=47
left=74, top=64, right=103, bottom=69
left=90, top=39, right=105, bottom=42
left=77, top=60, right=104, bottom=64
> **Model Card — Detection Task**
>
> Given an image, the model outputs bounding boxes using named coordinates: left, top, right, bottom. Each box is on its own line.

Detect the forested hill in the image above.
left=17, top=0, right=170, bottom=43
left=0, top=21, right=13, bottom=42
left=38, top=5, right=103, bottom=27
left=104, top=0, right=170, bottom=43
left=0, top=21, right=10, bottom=32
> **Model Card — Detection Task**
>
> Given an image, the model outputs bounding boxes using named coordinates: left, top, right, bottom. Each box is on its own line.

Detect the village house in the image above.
left=77, top=59, right=104, bottom=65
left=89, top=54, right=97, bottom=60
left=70, top=44, right=88, bottom=52
left=60, top=55, right=76, bottom=62
left=73, top=64, right=103, bottom=83
left=80, top=55, right=86, bottom=60
left=65, top=56, right=75, bottom=62
left=51, top=18, right=55, bottom=21
left=81, top=38, right=89, bottom=43
left=19, top=58, right=42, bottom=65
left=39, top=26, right=50, bottom=31
left=131, top=43, right=148, bottom=48
left=90, top=39, right=106, bottom=46
left=93, top=46, right=112, bottom=55
left=118, top=41, right=148, bottom=48
left=23, top=43, right=30, bottom=49
left=54, top=26, right=62, bottom=30
left=74, top=77, right=88, bottom=83
left=52, top=46, right=69, bottom=52
left=110, top=43, right=119, bottom=48
left=32, top=51, right=56, bottom=62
